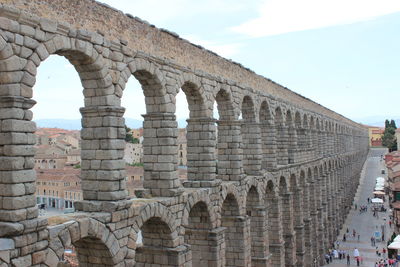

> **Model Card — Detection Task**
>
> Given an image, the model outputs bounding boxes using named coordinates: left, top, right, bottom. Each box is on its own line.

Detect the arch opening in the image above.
left=184, top=201, right=213, bottom=267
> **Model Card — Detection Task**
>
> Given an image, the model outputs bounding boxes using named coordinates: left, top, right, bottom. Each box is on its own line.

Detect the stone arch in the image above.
left=245, top=185, right=269, bottom=265
left=181, top=191, right=216, bottom=229
left=176, top=75, right=216, bottom=181
left=291, top=172, right=306, bottom=265
left=259, top=100, right=276, bottom=169
left=2, top=33, right=130, bottom=207
left=265, top=179, right=284, bottom=266
left=214, top=86, right=242, bottom=181
left=47, top=218, right=123, bottom=266
left=285, top=110, right=297, bottom=164
left=221, top=192, right=250, bottom=266
left=127, top=203, right=186, bottom=266
left=279, top=175, right=289, bottom=193
left=177, top=73, right=208, bottom=118
left=215, top=86, right=235, bottom=120
left=259, top=100, right=272, bottom=122
left=181, top=192, right=220, bottom=266
left=183, top=199, right=214, bottom=267
left=126, top=58, right=169, bottom=111
left=295, top=111, right=305, bottom=150
left=33, top=36, right=112, bottom=100
left=303, top=113, right=311, bottom=150
left=125, top=58, right=182, bottom=196
left=128, top=202, right=178, bottom=248
left=220, top=183, right=244, bottom=215
left=241, top=95, right=256, bottom=122
left=241, top=95, right=261, bottom=175
left=275, top=106, right=288, bottom=165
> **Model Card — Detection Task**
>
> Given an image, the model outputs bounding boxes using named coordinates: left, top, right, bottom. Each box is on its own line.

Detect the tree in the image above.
left=125, top=125, right=140, bottom=144
left=382, top=119, right=397, bottom=152
left=390, top=119, right=397, bottom=129
left=385, top=119, right=390, bottom=129
left=125, top=125, right=134, bottom=143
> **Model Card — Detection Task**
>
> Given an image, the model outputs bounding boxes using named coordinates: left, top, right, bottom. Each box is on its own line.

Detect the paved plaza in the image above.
left=322, top=148, right=392, bottom=267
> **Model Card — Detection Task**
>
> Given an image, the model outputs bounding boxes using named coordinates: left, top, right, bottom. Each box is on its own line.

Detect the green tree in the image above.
left=125, top=125, right=134, bottom=143
left=385, top=119, right=390, bottom=128
left=390, top=119, right=397, bottom=129
left=382, top=119, right=397, bottom=152
left=125, top=125, right=140, bottom=144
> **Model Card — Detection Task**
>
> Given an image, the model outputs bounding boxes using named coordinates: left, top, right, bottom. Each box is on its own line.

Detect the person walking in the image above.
left=347, top=254, right=351, bottom=265
left=358, top=234, right=360, bottom=242
left=325, top=253, right=330, bottom=264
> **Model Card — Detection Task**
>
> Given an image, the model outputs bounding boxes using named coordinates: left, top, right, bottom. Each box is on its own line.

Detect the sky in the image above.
left=32, top=0, right=400, bottom=126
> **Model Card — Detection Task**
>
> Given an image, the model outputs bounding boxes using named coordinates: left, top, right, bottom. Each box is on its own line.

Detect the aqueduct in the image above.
left=0, top=1, right=369, bottom=266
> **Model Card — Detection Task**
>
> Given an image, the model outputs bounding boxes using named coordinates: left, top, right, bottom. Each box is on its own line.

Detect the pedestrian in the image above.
left=343, top=233, right=347, bottom=242
left=355, top=204, right=357, bottom=210
left=354, top=247, right=360, bottom=258
left=347, top=228, right=349, bottom=233
left=371, top=236, right=375, bottom=246
left=347, top=254, right=350, bottom=265
left=325, top=253, right=330, bottom=264
left=358, top=234, right=360, bottom=242
left=389, top=220, right=392, bottom=228
left=353, top=229, right=356, bottom=238
left=356, top=256, right=360, bottom=266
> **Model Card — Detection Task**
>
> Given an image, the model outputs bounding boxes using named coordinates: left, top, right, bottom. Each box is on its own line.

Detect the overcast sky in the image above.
left=32, top=0, right=400, bottom=125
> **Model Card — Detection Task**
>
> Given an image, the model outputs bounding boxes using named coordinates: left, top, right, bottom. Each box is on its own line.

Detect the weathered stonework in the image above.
left=0, top=1, right=369, bottom=266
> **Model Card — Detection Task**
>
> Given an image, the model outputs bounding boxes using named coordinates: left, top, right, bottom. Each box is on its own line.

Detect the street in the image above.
left=322, top=148, right=392, bottom=267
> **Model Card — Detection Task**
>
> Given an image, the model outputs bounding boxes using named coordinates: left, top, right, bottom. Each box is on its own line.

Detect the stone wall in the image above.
left=0, top=1, right=369, bottom=267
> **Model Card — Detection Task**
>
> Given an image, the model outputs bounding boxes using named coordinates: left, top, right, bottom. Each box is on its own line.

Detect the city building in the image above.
left=178, top=128, right=187, bottom=166
left=34, top=128, right=81, bottom=169
left=130, top=128, right=143, bottom=140
left=123, top=142, right=143, bottom=164
left=35, top=167, right=82, bottom=210
left=366, top=125, right=384, bottom=147
left=386, top=151, right=400, bottom=233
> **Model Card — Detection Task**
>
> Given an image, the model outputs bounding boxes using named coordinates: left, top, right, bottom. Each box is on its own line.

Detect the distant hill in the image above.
left=34, top=118, right=188, bottom=130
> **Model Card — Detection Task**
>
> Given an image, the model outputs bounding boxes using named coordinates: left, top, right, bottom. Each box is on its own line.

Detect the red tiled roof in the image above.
left=36, top=168, right=81, bottom=182
left=392, top=201, right=400, bottom=210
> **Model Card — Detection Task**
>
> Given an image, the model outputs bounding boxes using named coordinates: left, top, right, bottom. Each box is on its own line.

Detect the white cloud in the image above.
left=231, top=0, right=400, bottom=37
left=182, top=34, right=242, bottom=58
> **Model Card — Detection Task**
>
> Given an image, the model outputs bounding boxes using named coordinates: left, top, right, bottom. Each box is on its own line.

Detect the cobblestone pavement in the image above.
left=322, top=148, right=392, bottom=267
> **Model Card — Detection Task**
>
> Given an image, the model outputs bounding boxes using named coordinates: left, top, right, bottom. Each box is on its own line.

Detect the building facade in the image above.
left=35, top=168, right=82, bottom=210
left=367, top=125, right=384, bottom=147
left=0, top=1, right=369, bottom=267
